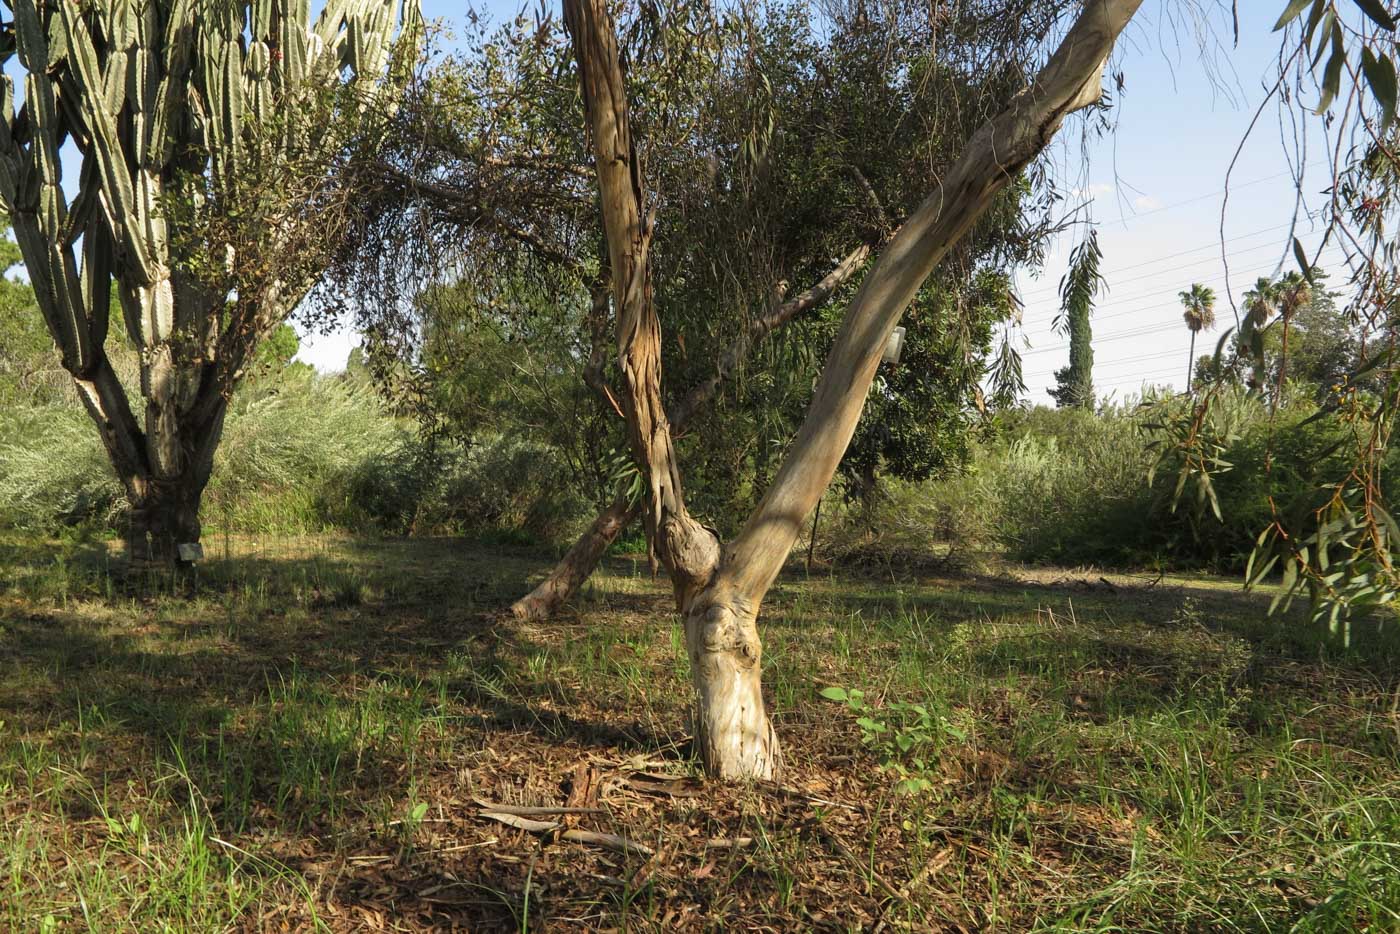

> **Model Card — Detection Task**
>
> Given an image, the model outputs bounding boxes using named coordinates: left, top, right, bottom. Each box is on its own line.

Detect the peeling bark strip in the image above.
left=562, top=0, right=1144, bottom=780
left=563, top=0, right=720, bottom=610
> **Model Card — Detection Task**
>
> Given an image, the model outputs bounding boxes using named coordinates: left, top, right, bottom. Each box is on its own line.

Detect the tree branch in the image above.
left=670, top=241, right=872, bottom=429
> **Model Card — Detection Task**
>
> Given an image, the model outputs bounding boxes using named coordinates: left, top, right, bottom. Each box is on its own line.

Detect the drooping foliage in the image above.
left=332, top=0, right=1068, bottom=531
left=1135, top=1, right=1400, bottom=634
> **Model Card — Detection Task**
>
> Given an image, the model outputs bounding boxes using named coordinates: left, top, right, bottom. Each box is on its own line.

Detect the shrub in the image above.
left=328, top=433, right=588, bottom=543
left=0, top=404, right=125, bottom=531
left=0, top=367, right=591, bottom=546
left=814, top=388, right=1377, bottom=574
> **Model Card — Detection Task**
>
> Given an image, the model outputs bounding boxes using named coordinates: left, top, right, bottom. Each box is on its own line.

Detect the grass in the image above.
left=1, top=531, right=1398, bottom=930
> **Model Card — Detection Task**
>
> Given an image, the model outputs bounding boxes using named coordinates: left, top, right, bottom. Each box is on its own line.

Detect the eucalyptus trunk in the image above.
left=565, top=0, right=1143, bottom=779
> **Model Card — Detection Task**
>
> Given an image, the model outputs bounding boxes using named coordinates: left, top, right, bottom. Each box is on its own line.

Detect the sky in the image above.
left=295, top=0, right=1340, bottom=406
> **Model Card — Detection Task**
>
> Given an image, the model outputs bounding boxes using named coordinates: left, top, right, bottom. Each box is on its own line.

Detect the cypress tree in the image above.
left=1050, top=230, right=1104, bottom=408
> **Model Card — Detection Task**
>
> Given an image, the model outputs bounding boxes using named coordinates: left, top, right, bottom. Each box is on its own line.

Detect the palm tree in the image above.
left=1179, top=283, right=1217, bottom=390
left=1273, top=271, right=1313, bottom=390
left=1243, top=276, right=1280, bottom=326
left=1239, top=276, right=1280, bottom=391
left=1274, top=271, right=1313, bottom=320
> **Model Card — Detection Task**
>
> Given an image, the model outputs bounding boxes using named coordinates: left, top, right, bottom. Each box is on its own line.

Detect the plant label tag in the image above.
left=882, top=326, right=906, bottom=365
left=177, top=543, right=204, bottom=563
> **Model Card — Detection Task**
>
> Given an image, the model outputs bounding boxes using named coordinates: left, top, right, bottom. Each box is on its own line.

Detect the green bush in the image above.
left=0, top=404, right=125, bottom=531
left=0, top=367, right=591, bottom=546
left=205, top=369, right=406, bottom=534
left=328, top=433, right=588, bottom=543
left=814, top=388, right=1377, bottom=574
left=980, top=405, right=1155, bottom=566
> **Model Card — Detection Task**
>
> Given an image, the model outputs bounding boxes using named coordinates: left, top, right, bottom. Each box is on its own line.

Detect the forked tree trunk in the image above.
left=513, top=243, right=874, bottom=620
left=72, top=336, right=231, bottom=572
left=565, top=0, right=1144, bottom=779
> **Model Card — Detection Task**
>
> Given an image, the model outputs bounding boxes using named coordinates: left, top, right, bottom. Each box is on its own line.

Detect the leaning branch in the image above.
left=511, top=240, right=874, bottom=620
left=670, top=242, right=872, bottom=429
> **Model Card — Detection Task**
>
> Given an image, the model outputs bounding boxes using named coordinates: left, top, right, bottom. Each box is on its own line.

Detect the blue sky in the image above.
left=297, top=0, right=1335, bottom=405
left=1008, top=0, right=1335, bottom=402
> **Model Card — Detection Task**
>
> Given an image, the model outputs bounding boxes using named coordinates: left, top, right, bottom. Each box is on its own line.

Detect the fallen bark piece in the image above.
left=478, top=811, right=561, bottom=834
left=561, top=829, right=654, bottom=857
left=471, top=797, right=606, bottom=817
left=565, top=763, right=602, bottom=811
left=705, top=836, right=755, bottom=849
left=475, top=802, right=652, bottom=858
left=624, top=772, right=705, bottom=798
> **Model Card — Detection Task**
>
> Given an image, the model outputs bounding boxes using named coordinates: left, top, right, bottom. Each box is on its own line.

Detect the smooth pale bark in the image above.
left=564, top=0, right=1144, bottom=780
left=686, top=0, right=1144, bottom=779
left=511, top=494, right=639, bottom=620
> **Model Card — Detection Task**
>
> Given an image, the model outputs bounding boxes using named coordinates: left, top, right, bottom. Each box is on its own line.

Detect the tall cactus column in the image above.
left=0, top=0, right=420, bottom=568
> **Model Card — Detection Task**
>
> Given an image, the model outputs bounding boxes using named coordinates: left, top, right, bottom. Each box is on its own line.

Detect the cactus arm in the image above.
left=0, top=76, right=22, bottom=208
left=56, top=0, right=157, bottom=293
left=22, top=72, right=93, bottom=373
left=147, top=0, right=196, bottom=169
left=10, top=0, right=48, bottom=73
left=72, top=354, right=151, bottom=503
left=82, top=216, right=113, bottom=354
left=281, top=0, right=311, bottom=89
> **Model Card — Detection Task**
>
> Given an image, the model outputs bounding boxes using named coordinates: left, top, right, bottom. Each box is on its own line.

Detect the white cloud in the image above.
left=1132, top=194, right=1163, bottom=211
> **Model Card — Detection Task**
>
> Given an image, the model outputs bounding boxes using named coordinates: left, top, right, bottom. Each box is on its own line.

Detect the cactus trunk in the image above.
left=0, top=0, right=421, bottom=572
left=126, top=476, right=208, bottom=570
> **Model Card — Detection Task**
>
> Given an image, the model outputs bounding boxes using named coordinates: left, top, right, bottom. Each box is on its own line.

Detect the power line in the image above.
left=1086, top=168, right=1293, bottom=226
left=1016, top=219, right=1309, bottom=303
left=1017, top=245, right=1350, bottom=335
left=1019, top=321, right=1184, bottom=357
left=1018, top=234, right=1305, bottom=307
left=1022, top=348, right=1191, bottom=381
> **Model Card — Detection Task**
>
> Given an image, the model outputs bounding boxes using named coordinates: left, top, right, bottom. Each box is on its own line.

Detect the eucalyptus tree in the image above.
left=0, top=0, right=421, bottom=566
left=564, top=0, right=1144, bottom=777
left=334, top=0, right=1059, bottom=620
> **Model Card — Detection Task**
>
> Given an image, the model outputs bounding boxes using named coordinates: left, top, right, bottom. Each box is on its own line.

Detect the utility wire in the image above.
left=1017, top=244, right=1348, bottom=339
left=1016, top=218, right=1309, bottom=303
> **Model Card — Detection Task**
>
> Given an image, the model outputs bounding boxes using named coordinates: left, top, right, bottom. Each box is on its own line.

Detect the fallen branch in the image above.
left=475, top=802, right=652, bottom=858
left=478, top=811, right=560, bottom=834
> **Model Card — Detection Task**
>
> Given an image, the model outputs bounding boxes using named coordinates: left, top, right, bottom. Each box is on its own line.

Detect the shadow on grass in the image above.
left=0, top=534, right=683, bottom=829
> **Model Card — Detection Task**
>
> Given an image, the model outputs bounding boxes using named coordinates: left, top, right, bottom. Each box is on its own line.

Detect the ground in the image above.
left=1, top=532, right=1398, bottom=932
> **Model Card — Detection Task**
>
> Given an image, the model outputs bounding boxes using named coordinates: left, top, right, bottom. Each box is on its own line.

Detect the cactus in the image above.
left=0, top=0, right=421, bottom=566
